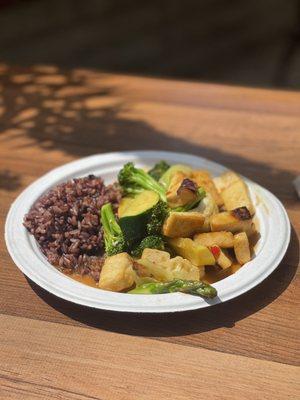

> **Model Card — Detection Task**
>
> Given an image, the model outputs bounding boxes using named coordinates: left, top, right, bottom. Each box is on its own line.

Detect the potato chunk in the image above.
left=191, top=170, right=223, bottom=206
left=141, top=248, right=171, bottom=264
left=99, top=253, right=136, bottom=292
left=194, top=231, right=234, bottom=248
left=210, top=212, right=254, bottom=235
left=168, top=238, right=215, bottom=266
left=234, top=232, right=251, bottom=265
left=218, top=171, right=254, bottom=215
left=163, top=212, right=205, bottom=238
left=139, top=256, right=201, bottom=282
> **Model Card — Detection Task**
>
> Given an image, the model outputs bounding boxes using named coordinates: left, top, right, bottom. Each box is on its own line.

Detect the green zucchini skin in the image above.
left=118, top=190, right=159, bottom=246
left=119, top=213, right=149, bottom=246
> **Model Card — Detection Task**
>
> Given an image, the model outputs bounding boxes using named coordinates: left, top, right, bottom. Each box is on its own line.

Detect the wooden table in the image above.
left=0, top=64, right=299, bottom=400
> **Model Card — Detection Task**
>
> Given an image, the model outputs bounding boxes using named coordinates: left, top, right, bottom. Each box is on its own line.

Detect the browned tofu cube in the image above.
left=194, top=231, right=234, bottom=248
left=166, top=172, right=198, bottom=208
left=234, top=232, right=251, bottom=265
left=191, top=170, right=223, bottom=207
left=218, top=171, right=255, bottom=215
left=210, top=212, right=254, bottom=235
left=163, top=212, right=205, bottom=238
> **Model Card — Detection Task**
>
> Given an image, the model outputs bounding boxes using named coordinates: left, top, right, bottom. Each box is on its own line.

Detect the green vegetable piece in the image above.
left=118, top=190, right=160, bottom=246
left=100, top=203, right=126, bottom=256
left=129, top=282, right=166, bottom=294
left=129, top=279, right=217, bottom=298
left=148, top=160, right=170, bottom=181
left=131, top=235, right=165, bottom=258
left=118, top=162, right=167, bottom=201
left=146, top=200, right=169, bottom=235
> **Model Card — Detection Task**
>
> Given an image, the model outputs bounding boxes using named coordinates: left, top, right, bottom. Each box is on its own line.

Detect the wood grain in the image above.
left=0, top=64, right=299, bottom=399
left=1, top=314, right=299, bottom=400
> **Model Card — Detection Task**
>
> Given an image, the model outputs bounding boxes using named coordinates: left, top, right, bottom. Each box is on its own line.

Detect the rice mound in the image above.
left=23, top=175, right=121, bottom=280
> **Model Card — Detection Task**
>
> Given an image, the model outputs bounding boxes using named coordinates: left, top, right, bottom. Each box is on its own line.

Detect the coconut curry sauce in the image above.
left=64, top=272, right=99, bottom=288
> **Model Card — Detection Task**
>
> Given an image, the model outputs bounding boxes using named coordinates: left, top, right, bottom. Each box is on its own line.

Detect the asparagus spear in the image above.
left=129, top=279, right=217, bottom=298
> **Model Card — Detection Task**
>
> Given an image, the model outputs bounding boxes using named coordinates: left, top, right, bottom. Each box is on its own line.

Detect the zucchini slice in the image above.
left=118, top=190, right=159, bottom=245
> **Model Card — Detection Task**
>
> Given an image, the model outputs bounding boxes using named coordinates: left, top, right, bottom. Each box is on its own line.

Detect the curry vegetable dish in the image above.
left=24, top=161, right=258, bottom=299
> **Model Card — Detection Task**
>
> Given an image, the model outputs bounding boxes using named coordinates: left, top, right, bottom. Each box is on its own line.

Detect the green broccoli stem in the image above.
left=122, top=186, right=144, bottom=196
left=129, top=279, right=217, bottom=298
left=100, top=203, right=126, bottom=256
left=101, top=203, right=122, bottom=235
left=131, top=170, right=166, bottom=201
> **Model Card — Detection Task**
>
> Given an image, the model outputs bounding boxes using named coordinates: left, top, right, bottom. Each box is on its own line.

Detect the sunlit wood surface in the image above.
left=0, top=64, right=299, bottom=400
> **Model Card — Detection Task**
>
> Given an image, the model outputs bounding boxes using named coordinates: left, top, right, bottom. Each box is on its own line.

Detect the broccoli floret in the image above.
left=148, top=160, right=170, bottom=181
left=100, top=203, right=126, bottom=256
left=146, top=200, right=169, bottom=235
left=174, top=187, right=206, bottom=212
left=131, top=235, right=165, bottom=258
left=118, top=162, right=167, bottom=201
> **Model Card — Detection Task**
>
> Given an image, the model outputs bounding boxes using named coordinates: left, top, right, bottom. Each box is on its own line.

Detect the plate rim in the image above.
left=5, top=150, right=291, bottom=313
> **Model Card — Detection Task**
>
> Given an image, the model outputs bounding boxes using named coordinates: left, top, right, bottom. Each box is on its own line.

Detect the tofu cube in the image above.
left=191, top=170, right=223, bottom=207
left=210, top=212, right=254, bottom=235
left=163, top=212, right=205, bottom=238
left=166, top=172, right=197, bottom=208
left=99, top=253, right=136, bottom=292
left=234, top=232, right=251, bottom=265
left=218, top=171, right=255, bottom=215
left=215, top=247, right=232, bottom=269
left=194, top=231, right=234, bottom=248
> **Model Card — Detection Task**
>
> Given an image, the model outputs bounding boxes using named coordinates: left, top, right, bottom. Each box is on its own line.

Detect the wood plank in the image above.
left=0, top=243, right=299, bottom=366
left=0, top=314, right=299, bottom=400
left=0, top=66, right=299, bottom=399
left=89, top=73, right=300, bottom=115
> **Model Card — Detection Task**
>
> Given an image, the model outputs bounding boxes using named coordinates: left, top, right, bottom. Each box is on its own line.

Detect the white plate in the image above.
left=5, top=151, right=290, bottom=313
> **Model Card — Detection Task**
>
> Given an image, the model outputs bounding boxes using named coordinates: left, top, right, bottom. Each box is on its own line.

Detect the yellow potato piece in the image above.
left=99, top=253, right=136, bottom=292
left=234, top=232, right=251, bottom=265
left=163, top=212, right=205, bottom=238
left=194, top=231, right=234, bottom=248
left=169, top=237, right=215, bottom=266
left=139, top=256, right=201, bottom=282
left=141, top=248, right=171, bottom=263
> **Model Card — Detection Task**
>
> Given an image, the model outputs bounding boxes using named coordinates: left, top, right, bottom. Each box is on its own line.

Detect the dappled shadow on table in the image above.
left=0, top=64, right=298, bottom=200
left=1, top=64, right=298, bottom=335
left=28, top=225, right=299, bottom=337
left=0, top=169, right=22, bottom=191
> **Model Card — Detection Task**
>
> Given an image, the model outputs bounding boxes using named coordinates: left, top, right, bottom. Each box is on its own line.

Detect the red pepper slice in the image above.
left=210, top=245, right=220, bottom=258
